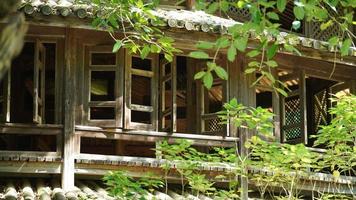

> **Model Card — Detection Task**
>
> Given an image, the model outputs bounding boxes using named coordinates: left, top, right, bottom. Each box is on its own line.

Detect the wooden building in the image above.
left=0, top=0, right=356, bottom=199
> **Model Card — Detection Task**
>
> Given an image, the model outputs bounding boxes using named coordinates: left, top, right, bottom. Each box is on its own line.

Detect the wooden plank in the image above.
left=271, top=69, right=281, bottom=142
left=299, top=70, right=308, bottom=145
left=62, top=28, right=76, bottom=191
left=0, top=161, right=61, bottom=174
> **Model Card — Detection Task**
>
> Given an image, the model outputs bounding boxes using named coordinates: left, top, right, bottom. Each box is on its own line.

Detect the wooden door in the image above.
left=280, top=70, right=307, bottom=144
left=159, top=57, right=177, bottom=132
left=33, top=41, right=46, bottom=124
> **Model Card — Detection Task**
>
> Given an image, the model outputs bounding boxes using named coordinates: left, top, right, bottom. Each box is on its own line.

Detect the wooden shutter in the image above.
left=124, top=53, right=158, bottom=130
left=159, top=57, right=177, bottom=132
left=280, top=70, right=307, bottom=144
left=33, top=41, right=46, bottom=124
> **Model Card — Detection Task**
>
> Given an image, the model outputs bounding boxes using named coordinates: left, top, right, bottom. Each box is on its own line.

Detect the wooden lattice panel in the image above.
left=313, top=89, right=328, bottom=133
left=307, top=5, right=342, bottom=41
left=284, top=96, right=302, bottom=140
left=227, top=0, right=250, bottom=22
left=204, top=117, right=224, bottom=133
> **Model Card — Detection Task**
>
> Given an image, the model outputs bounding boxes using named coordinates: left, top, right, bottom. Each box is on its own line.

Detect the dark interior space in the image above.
left=0, top=134, right=56, bottom=152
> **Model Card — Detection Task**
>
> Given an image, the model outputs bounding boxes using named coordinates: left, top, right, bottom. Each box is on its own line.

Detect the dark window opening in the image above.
left=80, top=138, right=155, bottom=158
left=10, top=42, right=35, bottom=123
left=132, top=57, right=152, bottom=71
left=90, top=107, right=115, bottom=120
left=90, top=71, right=115, bottom=101
left=91, top=53, right=116, bottom=66
left=131, top=110, right=151, bottom=124
left=0, top=134, right=56, bottom=152
left=131, top=75, right=152, bottom=106
left=44, top=43, right=56, bottom=124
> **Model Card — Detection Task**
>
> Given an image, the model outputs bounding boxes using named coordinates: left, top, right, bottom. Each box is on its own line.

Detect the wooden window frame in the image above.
left=84, top=45, right=124, bottom=127
left=159, top=56, right=177, bottom=132
left=33, top=40, right=46, bottom=124
left=124, top=53, right=159, bottom=130
left=196, top=60, right=228, bottom=136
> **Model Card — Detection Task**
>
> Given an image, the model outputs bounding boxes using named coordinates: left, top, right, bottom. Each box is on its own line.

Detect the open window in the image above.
left=125, top=54, right=158, bottom=130
left=280, top=70, right=307, bottom=144
left=8, top=40, right=57, bottom=124
left=84, top=45, right=123, bottom=127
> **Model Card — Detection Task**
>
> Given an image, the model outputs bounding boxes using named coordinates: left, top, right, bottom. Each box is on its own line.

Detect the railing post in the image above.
left=62, top=28, right=76, bottom=191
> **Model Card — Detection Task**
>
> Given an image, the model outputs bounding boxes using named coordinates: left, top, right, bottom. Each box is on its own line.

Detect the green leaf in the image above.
left=164, top=54, right=173, bottom=62
left=292, top=20, right=301, bottom=30
left=320, top=20, right=333, bottom=31
left=206, top=2, right=219, bottom=14
left=293, top=6, right=305, bottom=20
left=216, top=37, right=230, bottom=48
left=189, top=51, right=210, bottom=59
left=113, top=40, right=122, bottom=53
left=234, top=36, right=248, bottom=52
left=194, top=71, right=206, bottom=80
left=267, top=44, right=278, bottom=60
left=265, top=60, right=278, bottom=67
left=203, top=72, right=213, bottom=89
left=328, top=36, right=339, bottom=47
left=227, top=45, right=237, bottom=62
left=333, top=170, right=340, bottom=179
left=215, top=66, right=228, bottom=80
left=341, top=39, right=352, bottom=56
left=276, top=88, right=288, bottom=97
left=267, top=12, right=279, bottom=20
left=245, top=68, right=256, bottom=74
left=196, top=41, right=215, bottom=49
left=277, top=0, right=287, bottom=12
left=247, top=50, right=260, bottom=57
left=221, top=0, right=229, bottom=12
left=140, top=45, right=150, bottom=59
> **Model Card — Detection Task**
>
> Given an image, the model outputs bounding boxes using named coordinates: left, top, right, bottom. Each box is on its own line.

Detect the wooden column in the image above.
left=299, top=70, right=308, bottom=145
left=236, top=54, right=255, bottom=200
left=272, top=69, right=281, bottom=142
left=187, top=0, right=195, bottom=10
left=62, top=28, right=76, bottom=191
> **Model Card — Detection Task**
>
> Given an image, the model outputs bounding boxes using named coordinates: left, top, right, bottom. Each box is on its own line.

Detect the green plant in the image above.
left=103, top=171, right=163, bottom=200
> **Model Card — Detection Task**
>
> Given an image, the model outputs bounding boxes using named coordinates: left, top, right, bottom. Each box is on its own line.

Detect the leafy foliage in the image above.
left=86, top=0, right=181, bottom=62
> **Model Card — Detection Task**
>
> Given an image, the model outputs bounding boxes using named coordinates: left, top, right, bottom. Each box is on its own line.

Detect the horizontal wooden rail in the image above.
left=0, top=123, right=63, bottom=135
left=75, top=125, right=238, bottom=147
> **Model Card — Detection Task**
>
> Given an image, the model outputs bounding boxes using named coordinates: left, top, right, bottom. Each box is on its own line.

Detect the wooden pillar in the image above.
left=62, top=28, right=76, bottom=191
left=236, top=54, right=255, bottom=200
left=271, top=69, right=281, bottom=142
left=187, top=0, right=195, bottom=10
left=299, top=70, right=308, bottom=145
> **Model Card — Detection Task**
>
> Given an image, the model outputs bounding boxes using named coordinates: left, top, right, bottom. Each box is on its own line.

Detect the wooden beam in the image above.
left=299, top=70, right=308, bottom=145
left=62, top=28, right=76, bottom=191
left=186, top=0, right=195, bottom=10
left=75, top=126, right=238, bottom=147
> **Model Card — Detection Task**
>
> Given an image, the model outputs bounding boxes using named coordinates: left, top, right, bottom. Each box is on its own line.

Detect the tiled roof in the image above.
left=0, top=178, right=214, bottom=200
left=18, top=0, right=356, bottom=57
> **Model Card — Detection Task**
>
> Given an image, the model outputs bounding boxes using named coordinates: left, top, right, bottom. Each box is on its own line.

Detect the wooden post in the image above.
left=236, top=54, right=254, bottom=200
left=271, top=69, right=281, bottom=142
left=187, top=0, right=195, bottom=10
left=299, top=70, right=308, bottom=145
left=62, top=28, right=76, bottom=191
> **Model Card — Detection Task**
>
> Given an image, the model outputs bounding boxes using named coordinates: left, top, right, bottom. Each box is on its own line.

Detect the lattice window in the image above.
left=313, top=89, right=328, bottom=133
left=285, top=126, right=302, bottom=140
left=307, top=5, right=343, bottom=41
left=227, top=0, right=250, bottom=22
left=283, top=96, right=302, bottom=140
left=204, top=117, right=224, bottom=133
